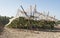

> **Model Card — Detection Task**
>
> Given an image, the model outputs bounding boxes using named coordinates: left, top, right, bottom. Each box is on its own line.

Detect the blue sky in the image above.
left=0, top=0, right=60, bottom=20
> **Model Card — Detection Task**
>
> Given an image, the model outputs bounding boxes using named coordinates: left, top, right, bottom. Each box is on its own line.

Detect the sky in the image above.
left=0, top=0, right=60, bottom=20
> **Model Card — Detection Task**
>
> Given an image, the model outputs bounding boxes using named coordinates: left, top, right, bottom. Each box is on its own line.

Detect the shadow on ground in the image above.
left=16, top=27, right=60, bottom=33
left=0, top=26, right=60, bottom=35
left=0, top=25, right=5, bottom=35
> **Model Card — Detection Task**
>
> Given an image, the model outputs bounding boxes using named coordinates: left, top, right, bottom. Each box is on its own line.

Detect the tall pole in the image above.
left=34, top=4, right=36, bottom=13
left=46, top=11, right=49, bottom=20
left=30, top=5, right=32, bottom=17
left=16, top=8, right=20, bottom=18
left=53, top=16, right=55, bottom=21
left=33, top=4, right=37, bottom=20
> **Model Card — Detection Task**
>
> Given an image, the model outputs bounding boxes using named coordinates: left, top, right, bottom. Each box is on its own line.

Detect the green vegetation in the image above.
left=57, top=20, right=60, bottom=24
left=7, top=17, right=57, bottom=30
left=0, top=16, right=10, bottom=33
left=0, top=16, right=10, bottom=26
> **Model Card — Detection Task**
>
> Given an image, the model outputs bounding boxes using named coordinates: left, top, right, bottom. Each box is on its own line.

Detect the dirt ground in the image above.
left=0, top=27, right=60, bottom=38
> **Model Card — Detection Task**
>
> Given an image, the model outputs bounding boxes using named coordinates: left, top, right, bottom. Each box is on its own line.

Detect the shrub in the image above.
left=7, top=17, right=57, bottom=30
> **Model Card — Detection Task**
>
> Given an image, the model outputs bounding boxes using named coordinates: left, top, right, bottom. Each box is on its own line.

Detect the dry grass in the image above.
left=0, top=27, right=60, bottom=38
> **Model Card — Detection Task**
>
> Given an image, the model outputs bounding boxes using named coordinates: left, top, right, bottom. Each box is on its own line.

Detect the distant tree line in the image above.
left=57, top=20, right=60, bottom=24
left=0, top=16, right=10, bottom=26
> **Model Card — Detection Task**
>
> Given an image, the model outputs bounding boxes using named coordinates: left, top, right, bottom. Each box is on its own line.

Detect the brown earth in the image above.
left=0, top=27, right=60, bottom=38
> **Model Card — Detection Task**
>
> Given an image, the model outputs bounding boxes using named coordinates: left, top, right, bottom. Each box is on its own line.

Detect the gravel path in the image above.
left=0, top=27, right=60, bottom=38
